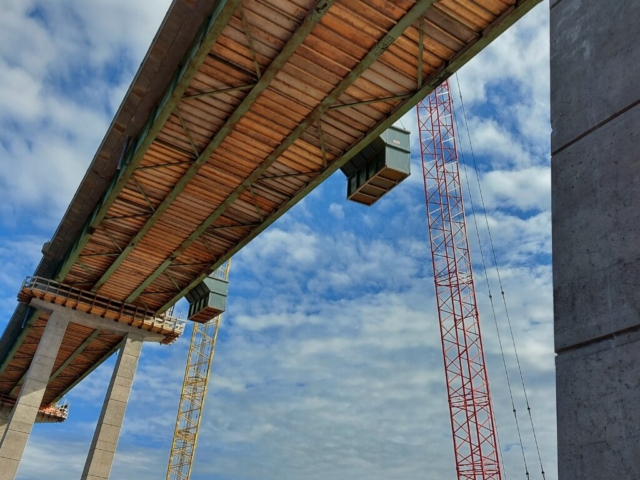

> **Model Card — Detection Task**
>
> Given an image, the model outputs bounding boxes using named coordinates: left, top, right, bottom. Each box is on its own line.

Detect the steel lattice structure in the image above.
left=417, top=81, right=501, bottom=480
left=167, top=261, right=231, bottom=480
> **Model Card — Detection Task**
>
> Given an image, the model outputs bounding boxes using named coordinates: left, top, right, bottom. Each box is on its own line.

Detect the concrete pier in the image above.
left=81, top=333, right=143, bottom=480
left=0, top=298, right=165, bottom=479
left=0, top=311, right=69, bottom=480
left=551, top=1, right=640, bottom=479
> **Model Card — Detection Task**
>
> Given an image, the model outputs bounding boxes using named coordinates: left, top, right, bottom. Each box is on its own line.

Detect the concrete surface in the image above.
left=552, top=104, right=640, bottom=351
left=81, top=333, right=143, bottom=480
left=0, top=312, right=69, bottom=480
left=551, top=0, right=640, bottom=478
left=550, top=0, right=640, bottom=153
left=556, top=330, right=640, bottom=479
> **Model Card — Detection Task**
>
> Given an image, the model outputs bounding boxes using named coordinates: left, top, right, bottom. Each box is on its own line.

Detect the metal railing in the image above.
left=0, top=394, right=69, bottom=421
left=20, top=276, right=186, bottom=339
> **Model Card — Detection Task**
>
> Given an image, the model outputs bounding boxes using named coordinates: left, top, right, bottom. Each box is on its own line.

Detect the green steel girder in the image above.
left=78, top=253, right=121, bottom=258
left=181, top=83, right=256, bottom=100
left=259, top=171, right=321, bottom=180
left=327, top=93, right=414, bottom=111
left=53, top=0, right=242, bottom=284
left=50, top=338, right=123, bottom=405
left=4, top=324, right=108, bottom=404
left=48, top=330, right=102, bottom=384
left=92, top=0, right=337, bottom=297
left=158, top=0, right=543, bottom=313
left=6, top=327, right=97, bottom=397
left=134, top=0, right=440, bottom=307
left=0, top=0, right=240, bottom=382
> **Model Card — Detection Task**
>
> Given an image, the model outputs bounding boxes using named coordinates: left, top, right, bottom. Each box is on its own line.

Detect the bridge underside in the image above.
left=0, top=0, right=541, bottom=409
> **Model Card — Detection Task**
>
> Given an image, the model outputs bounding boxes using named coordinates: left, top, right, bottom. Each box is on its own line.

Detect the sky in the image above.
left=0, top=1, right=554, bottom=479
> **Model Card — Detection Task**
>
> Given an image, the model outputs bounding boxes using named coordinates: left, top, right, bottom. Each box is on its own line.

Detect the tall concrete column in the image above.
left=0, top=311, right=69, bottom=480
left=551, top=1, right=640, bottom=479
left=81, top=333, right=143, bottom=480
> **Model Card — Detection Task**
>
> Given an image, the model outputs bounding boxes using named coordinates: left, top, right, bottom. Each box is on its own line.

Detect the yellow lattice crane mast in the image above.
left=167, top=260, right=231, bottom=480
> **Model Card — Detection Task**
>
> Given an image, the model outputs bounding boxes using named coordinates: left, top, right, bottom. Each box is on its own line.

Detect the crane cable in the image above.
left=449, top=85, right=524, bottom=480
left=452, top=72, right=547, bottom=479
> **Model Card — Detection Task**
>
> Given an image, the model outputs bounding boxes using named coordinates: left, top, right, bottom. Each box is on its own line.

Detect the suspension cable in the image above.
left=453, top=73, right=546, bottom=479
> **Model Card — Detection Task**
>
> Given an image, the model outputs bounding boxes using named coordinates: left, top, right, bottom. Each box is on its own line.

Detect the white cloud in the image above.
left=0, top=0, right=171, bottom=227
left=328, top=202, right=344, bottom=219
left=3, top=1, right=556, bottom=479
left=480, top=166, right=551, bottom=212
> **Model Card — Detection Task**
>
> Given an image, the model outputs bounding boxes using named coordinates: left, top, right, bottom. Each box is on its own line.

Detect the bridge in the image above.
left=0, top=0, right=540, bottom=478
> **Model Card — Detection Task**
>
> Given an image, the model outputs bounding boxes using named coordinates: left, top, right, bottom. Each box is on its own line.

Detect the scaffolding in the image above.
left=166, top=261, right=231, bottom=480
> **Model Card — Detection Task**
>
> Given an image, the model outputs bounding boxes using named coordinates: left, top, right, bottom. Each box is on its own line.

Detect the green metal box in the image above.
left=341, top=126, right=411, bottom=205
left=185, top=276, right=229, bottom=323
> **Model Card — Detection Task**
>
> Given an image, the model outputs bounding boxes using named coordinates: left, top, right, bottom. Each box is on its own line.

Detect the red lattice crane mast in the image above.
left=417, top=80, right=501, bottom=480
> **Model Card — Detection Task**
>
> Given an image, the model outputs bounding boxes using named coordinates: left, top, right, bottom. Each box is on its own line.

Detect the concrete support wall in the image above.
left=0, top=312, right=69, bottom=480
left=551, top=1, right=640, bottom=479
left=81, top=333, right=143, bottom=480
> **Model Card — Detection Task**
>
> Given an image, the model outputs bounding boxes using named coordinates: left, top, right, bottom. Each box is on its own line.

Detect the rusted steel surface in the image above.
left=0, top=0, right=541, bottom=406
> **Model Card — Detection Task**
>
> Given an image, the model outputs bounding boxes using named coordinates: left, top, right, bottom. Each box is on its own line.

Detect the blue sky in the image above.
left=0, top=1, right=555, bottom=478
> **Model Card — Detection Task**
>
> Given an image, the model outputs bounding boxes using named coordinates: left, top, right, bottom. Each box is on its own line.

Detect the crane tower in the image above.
left=417, top=81, right=501, bottom=479
left=167, top=261, right=231, bottom=480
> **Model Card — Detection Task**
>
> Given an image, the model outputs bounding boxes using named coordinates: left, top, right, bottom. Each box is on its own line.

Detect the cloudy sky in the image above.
left=0, top=1, right=554, bottom=478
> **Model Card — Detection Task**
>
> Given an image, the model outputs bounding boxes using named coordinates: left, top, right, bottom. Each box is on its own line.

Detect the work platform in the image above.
left=0, top=0, right=541, bottom=476
left=1, top=277, right=184, bottom=414
left=18, top=277, right=184, bottom=345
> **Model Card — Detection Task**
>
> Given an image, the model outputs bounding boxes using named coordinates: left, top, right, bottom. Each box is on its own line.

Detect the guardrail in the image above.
left=0, top=394, right=69, bottom=422
left=19, top=276, right=186, bottom=343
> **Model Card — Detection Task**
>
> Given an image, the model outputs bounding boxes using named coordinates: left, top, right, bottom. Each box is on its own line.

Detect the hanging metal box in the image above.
left=185, top=276, right=229, bottom=323
left=341, top=126, right=411, bottom=205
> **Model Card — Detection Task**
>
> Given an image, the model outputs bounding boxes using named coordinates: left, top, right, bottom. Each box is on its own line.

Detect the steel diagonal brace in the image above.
left=316, top=119, right=328, bottom=168
left=131, top=175, right=157, bottom=213
left=50, top=340, right=123, bottom=404
left=199, top=233, right=217, bottom=260
left=247, top=185, right=264, bottom=222
left=135, top=0, right=440, bottom=309
left=155, top=0, right=542, bottom=313
left=53, top=0, right=242, bottom=283
left=181, top=83, right=256, bottom=100
left=90, top=0, right=336, bottom=297
left=327, top=93, right=414, bottom=111
left=175, top=107, right=202, bottom=158
left=238, top=3, right=262, bottom=79
left=79, top=252, right=121, bottom=258
left=101, top=225, right=124, bottom=252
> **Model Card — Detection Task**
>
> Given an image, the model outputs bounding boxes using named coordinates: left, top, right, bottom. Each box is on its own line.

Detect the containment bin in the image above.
left=185, top=276, right=229, bottom=323
left=340, top=126, right=410, bottom=206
